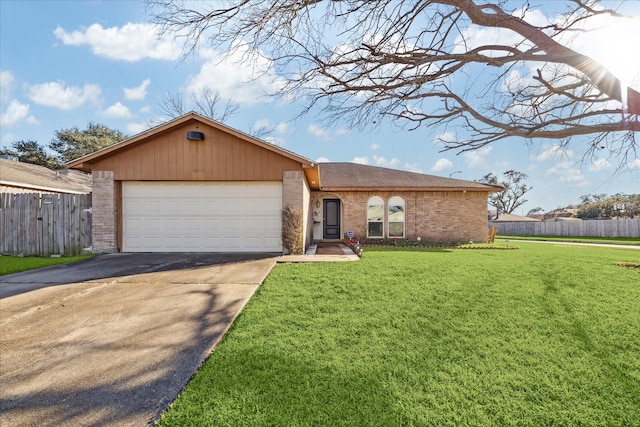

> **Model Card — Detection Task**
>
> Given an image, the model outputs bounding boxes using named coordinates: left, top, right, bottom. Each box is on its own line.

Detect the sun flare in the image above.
left=580, top=15, right=640, bottom=90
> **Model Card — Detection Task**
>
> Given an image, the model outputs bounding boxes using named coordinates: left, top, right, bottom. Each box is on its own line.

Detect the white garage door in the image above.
left=122, top=181, right=282, bottom=252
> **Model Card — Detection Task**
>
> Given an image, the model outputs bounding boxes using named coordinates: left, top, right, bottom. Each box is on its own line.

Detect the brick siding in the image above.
left=282, top=170, right=310, bottom=250
left=312, top=190, right=490, bottom=243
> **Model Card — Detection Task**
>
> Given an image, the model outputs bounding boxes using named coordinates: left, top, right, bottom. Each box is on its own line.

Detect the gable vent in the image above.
left=187, top=131, right=205, bottom=140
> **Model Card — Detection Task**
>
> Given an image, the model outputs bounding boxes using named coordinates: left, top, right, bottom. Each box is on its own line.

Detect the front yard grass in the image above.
left=158, top=243, right=640, bottom=426
left=498, top=235, right=640, bottom=245
left=0, top=254, right=94, bottom=276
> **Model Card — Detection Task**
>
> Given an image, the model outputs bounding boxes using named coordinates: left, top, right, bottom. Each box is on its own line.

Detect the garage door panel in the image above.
left=122, top=182, right=282, bottom=252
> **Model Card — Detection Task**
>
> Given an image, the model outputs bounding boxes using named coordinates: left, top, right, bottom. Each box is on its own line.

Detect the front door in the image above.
left=323, top=199, right=341, bottom=239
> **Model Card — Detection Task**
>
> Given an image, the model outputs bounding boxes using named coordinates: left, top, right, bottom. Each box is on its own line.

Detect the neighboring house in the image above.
left=544, top=207, right=579, bottom=220
left=0, top=158, right=92, bottom=194
left=488, top=211, right=542, bottom=222
left=68, top=112, right=501, bottom=253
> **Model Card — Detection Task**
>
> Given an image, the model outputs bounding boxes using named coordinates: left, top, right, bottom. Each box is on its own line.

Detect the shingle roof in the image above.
left=0, top=159, right=92, bottom=194
left=318, top=162, right=501, bottom=192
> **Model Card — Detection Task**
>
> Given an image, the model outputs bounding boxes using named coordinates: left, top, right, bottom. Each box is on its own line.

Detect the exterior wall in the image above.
left=302, top=177, right=312, bottom=248
left=312, top=190, right=490, bottom=243
left=282, top=170, right=308, bottom=251
left=86, top=120, right=305, bottom=181
left=92, top=171, right=117, bottom=253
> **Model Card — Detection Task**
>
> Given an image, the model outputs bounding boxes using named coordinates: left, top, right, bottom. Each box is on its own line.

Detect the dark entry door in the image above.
left=323, top=199, right=341, bottom=239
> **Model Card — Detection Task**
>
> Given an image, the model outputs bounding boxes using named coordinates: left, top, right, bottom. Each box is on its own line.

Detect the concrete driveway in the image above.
left=0, top=253, right=278, bottom=426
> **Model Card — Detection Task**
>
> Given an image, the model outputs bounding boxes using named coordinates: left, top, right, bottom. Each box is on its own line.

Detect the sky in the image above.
left=1, top=0, right=639, bottom=214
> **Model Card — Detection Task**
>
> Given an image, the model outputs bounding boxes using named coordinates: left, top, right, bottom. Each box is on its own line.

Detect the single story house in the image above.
left=68, top=112, right=501, bottom=253
left=488, top=211, right=542, bottom=222
left=0, top=158, right=92, bottom=194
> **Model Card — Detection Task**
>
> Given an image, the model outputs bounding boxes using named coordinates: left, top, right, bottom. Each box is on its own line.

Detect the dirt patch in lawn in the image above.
left=616, top=262, right=640, bottom=269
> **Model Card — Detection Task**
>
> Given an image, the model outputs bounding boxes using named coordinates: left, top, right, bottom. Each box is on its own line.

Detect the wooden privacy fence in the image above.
left=1, top=193, right=92, bottom=256
left=490, top=219, right=640, bottom=238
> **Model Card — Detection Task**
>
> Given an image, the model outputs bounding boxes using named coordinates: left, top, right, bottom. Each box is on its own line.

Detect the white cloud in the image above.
left=103, top=102, right=133, bottom=119
left=54, top=23, right=181, bottom=62
left=628, top=158, right=640, bottom=170
left=308, top=123, right=331, bottom=140
left=373, top=155, right=401, bottom=168
left=275, top=122, right=289, bottom=134
left=186, top=42, right=286, bottom=105
left=123, top=79, right=151, bottom=101
left=463, top=146, right=493, bottom=168
left=431, top=158, right=453, bottom=172
left=139, top=105, right=151, bottom=113
left=264, top=136, right=286, bottom=146
left=2, top=132, right=16, bottom=147
left=370, top=143, right=380, bottom=150
left=529, top=142, right=589, bottom=186
left=253, top=118, right=271, bottom=130
left=546, top=161, right=589, bottom=187
left=26, top=81, right=101, bottom=110
left=0, top=99, right=39, bottom=126
left=336, top=128, right=350, bottom=135
left=530, top=144, right=572, bottom=162
left=126, top=122, right=148, bottom=135
left=403, top=163, right=423, bottom=173
left=1, top=70, right=14, bottom=103
left=589, top=158, right=611, bottom=172
left=372, top=155, right=422, bottom=172
left=434, top=131, right=457, bottom=144
left=316, top=156, right=331, bottom=163
left=453, top=8, right=546, bottom=56
left=351, top=156, right=369, bottom=165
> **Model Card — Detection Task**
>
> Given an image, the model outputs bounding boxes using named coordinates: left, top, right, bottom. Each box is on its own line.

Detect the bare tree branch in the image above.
left=146, top=0, right=639, bottom=165
left=154, top=86, right=272, bottom=139
left=156, top=87, right=239, bottom=123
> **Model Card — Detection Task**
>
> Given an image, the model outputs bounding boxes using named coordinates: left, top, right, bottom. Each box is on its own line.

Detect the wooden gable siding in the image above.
left=86, top=121, right=304, bottom=181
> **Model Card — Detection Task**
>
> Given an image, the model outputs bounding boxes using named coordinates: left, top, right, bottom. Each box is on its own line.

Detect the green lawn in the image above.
left=0, top=254, right=94, bottom=276
left=158, top=243, right=640, bottom=426
left=497, top=235, right=640, bottom=245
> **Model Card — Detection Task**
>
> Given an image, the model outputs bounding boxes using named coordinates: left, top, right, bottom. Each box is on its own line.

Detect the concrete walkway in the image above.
left=278, top=243, right=360, bottom=263
left=0, top=253, right=277, bottom=427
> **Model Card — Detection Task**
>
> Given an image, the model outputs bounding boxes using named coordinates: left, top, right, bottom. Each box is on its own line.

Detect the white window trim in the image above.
left=388, top=196, right=406, bottom=239
left=366, top=196, right=384, bottom=238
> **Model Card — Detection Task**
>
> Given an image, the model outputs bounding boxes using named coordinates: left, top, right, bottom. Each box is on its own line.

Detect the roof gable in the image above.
left=318, top=162, right=502, bottom=192
left=67, top=113, right=316, bottom=181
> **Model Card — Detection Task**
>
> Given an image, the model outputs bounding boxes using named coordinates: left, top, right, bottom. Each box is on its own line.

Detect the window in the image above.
left=367, top=196, right=384, bottom=238
left=388, top=196, right=405, bottom=238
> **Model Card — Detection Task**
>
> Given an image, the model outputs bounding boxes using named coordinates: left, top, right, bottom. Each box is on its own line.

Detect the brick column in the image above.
left=282, top=171, right=307, bottom=252
left=92, top=171, right=116, bottom=253
left=282, top=171, right=305, bottom=209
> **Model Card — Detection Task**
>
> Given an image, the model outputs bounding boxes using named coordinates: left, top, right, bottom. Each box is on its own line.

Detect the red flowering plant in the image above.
left=346, top=236, right=363, bottom=257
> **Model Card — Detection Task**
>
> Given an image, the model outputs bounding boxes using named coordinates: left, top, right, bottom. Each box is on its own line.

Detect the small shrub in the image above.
left=282, top=207, right=304, bottom=255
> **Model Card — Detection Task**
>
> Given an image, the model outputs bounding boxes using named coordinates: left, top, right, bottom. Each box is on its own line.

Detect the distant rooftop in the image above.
left=0, top=158, right=92, bottom=194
